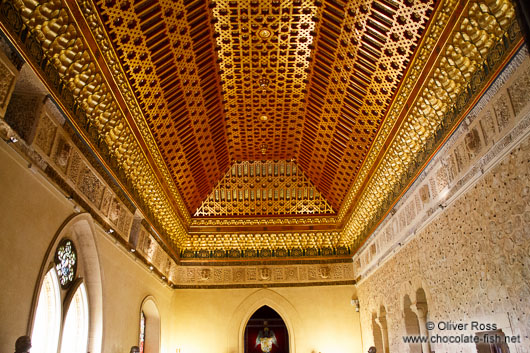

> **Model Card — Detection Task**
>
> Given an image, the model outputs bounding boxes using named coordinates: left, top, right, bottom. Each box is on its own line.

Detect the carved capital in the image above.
left=410, top=302, right=428, bottom=319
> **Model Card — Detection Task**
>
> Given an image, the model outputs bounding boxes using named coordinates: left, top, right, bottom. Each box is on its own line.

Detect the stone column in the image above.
left=410, top=302, right=431, bottom=353
left=375, top=316, right=390, bottom=353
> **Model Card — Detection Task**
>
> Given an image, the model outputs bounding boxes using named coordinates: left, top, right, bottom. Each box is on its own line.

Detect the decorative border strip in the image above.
left=172, top=280, right=356, bottom=290
left=180, top=244, right=351, bottom=260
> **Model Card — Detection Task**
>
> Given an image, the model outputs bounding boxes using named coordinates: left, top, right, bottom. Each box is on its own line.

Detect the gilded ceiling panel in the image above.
left=94, top=0, right=229, bottom=212
left=297, top=0, right=436, bottom=209
left=0, top=0, right=521, bottom=260
left=195, top=160, right=335, bottom=216
left=212, top=0, right=316, bottom=161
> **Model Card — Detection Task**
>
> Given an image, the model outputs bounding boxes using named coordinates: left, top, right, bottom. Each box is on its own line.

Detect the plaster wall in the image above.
left=170, top=285, right=362, bottom=353
left=0, top=142, right=174, bottom=353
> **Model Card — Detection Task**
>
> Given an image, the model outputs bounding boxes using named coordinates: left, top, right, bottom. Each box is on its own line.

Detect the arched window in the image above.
left=32, top=239, right=87, bottom=353
left=31, top=239, right=87, bottom=353
left=60, top=283, right=89, bottom=353
left=31, top=268, right=61, bottom=353
left=140, top=297, right=161, bottom=353
left=30, top=221, right=102, bottom=353
left=140, top=311, right=146, bottom=353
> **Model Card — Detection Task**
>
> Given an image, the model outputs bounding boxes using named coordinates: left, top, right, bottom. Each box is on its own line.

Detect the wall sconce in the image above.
left=351, top=299, right=360, bottom=312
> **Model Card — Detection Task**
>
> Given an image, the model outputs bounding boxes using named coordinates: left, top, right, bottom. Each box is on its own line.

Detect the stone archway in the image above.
left=228, top=289, right=301, bottom=353
left=245, top=305, right=289, bottom=353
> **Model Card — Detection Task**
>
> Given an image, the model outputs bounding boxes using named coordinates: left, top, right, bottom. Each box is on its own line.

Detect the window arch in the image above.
left=29, top=214, right=103, bottom=353
left=31, top=268, right=61, bottom=353
left=140, top=297, right=161, bottom=353
left=60, top=282, right=89, bottom=353
left=139, top=310, right=146, bottom=353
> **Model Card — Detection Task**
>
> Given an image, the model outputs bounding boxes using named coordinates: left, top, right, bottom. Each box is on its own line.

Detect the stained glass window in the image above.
left=54, top=238, right=77, bottom=289
left=139, top=311, right=146, bottom=353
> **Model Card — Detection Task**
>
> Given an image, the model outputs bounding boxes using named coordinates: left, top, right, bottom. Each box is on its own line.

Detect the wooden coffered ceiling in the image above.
left=0, top=0, right=521, bottom=259
left=93, top=0, right=436, bottom=214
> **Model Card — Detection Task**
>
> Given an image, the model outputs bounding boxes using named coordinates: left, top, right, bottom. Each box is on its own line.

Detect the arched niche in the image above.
left=29, top=213, right=103, bottom=353
left=245, top=305, right=289, bottom=353
left=403, top=295, right=421, bottom=353
left=371, top=313, right=383, bottom=353
left=228, top=289, right=301, bottom=353
left=140, top=296, right=161, bottom=353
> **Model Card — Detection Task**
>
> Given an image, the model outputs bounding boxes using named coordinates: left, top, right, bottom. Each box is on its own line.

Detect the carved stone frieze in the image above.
left=30, top=97, right=136, bottom=241
left=5, top=93, right=44, bottom=145
left=172, top=261, right=354, bottom=287
left=0, top=46, right=17, bottom=117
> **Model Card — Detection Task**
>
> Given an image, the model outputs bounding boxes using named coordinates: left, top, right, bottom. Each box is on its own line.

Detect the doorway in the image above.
left=244, top=305, right=289, bottom=353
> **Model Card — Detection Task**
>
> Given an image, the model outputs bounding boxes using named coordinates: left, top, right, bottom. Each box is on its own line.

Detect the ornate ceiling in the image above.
left=0, top=0, right=521, bottom=260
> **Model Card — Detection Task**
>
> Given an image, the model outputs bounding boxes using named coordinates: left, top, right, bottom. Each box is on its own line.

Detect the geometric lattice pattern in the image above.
left=297, top=0, right=436, bottom=209
left=212, top=0, right=317, bottom=161
left=194, top=160, right=335, bottom=216
left=93, top=0, right=436, bottom=214
left=0, top=0, right=519, bottom=259
left=95, top=0, right=229, bottom=212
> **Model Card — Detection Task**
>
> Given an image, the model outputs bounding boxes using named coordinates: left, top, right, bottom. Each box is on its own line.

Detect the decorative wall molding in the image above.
left=170, top=261, right=355, bottom=288
left=0, top=42, right=17, bottom=117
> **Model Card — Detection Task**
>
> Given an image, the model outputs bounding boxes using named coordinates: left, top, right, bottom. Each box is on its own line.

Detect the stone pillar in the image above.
left=410, top=302, right=431, bottom=353
left=375, top=317, right=390, bottom=353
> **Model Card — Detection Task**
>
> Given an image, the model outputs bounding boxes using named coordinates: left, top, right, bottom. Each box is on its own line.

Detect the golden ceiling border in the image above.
left=343, top=0, right=522, bottom=247
left=179, top=257, right=353, bottom=266
left=0, top=0, right=187, bottom=245
left=68, top=0, right=192, bottom=224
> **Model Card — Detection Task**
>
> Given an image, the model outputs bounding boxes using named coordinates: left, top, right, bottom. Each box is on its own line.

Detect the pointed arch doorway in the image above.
left=245, top=305, right=289, bottom=353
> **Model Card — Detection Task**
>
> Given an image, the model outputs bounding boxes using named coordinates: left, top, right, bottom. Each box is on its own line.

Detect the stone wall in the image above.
left=356, top=52, right=530, bottom=353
